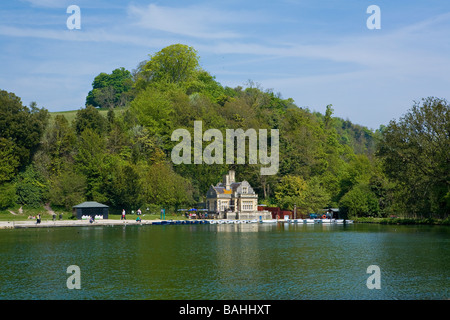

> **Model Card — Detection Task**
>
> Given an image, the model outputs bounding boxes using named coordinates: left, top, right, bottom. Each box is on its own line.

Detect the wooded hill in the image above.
left=1, top=44, right=448, bottom=219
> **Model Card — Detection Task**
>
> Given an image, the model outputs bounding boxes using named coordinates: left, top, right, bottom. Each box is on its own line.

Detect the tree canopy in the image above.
left=377, top=97, right=450, bottom=217
left=86, top=67, right=134, bottom=109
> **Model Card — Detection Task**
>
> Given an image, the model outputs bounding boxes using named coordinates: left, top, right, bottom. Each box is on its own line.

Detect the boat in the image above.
left=261, top=219, right=278, bottom=223
left=336, top=219, right=354, bottom=224
left=304, top=219, right=315, bottom=224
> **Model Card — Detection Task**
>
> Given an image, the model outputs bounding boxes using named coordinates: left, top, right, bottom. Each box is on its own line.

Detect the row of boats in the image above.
left=152, top=218, right=353, bottom=225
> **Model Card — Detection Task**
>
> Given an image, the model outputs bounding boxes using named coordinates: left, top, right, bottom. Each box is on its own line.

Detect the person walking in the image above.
left=121, top=209, right=126, bottom=220
left=36, top=214, right=41, bottom=224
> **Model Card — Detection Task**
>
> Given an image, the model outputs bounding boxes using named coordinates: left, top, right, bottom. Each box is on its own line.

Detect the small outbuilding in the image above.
left=73, top=201, right=109, bottom=220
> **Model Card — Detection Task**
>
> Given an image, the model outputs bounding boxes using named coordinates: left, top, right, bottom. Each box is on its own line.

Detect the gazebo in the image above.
left=73, top=201, right=109, bottom=220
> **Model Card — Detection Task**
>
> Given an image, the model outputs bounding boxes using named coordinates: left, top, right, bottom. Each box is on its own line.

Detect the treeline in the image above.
left=0, top=44, right=448, bottom=219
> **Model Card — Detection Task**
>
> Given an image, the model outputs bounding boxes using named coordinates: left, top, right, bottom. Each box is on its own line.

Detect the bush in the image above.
left=339, top=183, right=380, bottom=218
left=14, top=166, right=48, bottom=208
left=0, top=183, right=17, bottom=209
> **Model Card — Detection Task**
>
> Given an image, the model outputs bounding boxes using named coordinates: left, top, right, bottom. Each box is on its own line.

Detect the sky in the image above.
left=1, top=0, right=449, bottom=130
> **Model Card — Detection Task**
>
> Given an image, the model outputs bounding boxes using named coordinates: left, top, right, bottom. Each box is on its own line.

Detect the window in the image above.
left=242, top=187, right=248, bottom=194
left=242, top=201, right=253, bottom=211
left=220, top=201, right=229, bottom=212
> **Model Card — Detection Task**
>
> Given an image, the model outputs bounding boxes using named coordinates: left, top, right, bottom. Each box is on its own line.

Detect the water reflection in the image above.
left=0, top=224, right=448, bottom=300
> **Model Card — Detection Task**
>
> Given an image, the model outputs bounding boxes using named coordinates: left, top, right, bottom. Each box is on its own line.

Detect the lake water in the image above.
left=0, top=223, right=448, bottom=300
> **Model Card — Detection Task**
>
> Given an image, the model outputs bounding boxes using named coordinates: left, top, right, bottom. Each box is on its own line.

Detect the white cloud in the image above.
left=127, top=3, right=261, bottom=39
left=2, top=1, right=449, bottom=127
left=21, top=0, right=72, bottom=8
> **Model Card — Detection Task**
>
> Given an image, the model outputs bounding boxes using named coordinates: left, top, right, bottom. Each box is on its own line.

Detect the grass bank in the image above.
left=49, top=106, right=127, bottom=124
left=0, top=205, right=189, bottom=223
left=353, top=217, right=450, bottom=225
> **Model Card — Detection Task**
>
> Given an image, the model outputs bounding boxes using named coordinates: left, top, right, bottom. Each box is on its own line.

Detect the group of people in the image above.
left=185, top=212, right=208, bottom=219
left=121, top=208, right=142, bottom=222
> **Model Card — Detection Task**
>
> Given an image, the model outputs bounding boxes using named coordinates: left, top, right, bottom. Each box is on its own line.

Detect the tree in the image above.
left=14, top=165, right=48, bottom=208
left=48, top=167, right=86, bottom=210
left=74, top=105, right=106, bottom=135
left=134, top=44, right=200, bottom=88
left=377, top=97, right=450, bottom=217
left=140, top=162, right=194, bottom=208
left=75, top=128, right=106, bottom=201
left=43, top=115, right=76, bottom=175
left=275, top=175, right=308, bottom=211
left=0, top=138, right=20, bottom=183
left=86, top=67, right=134, bottom=108
left=339, top=183, right=380, bottom=218
left=304, top=177, right=331, bottom=213
left=130, top=86, right=175, bottom=140
left=0, top=90, right=49, bottom=168
left=98, top=155, right=143, bottom=209
left=0, top=183, right=17, bottom=210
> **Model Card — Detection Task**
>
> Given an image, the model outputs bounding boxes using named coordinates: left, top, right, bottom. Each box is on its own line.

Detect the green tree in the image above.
left=130, top=86, right=175, bottom=142
left=86, top=67, right=134, bottom=108
left=304, top=177, right=331, bottom=213
left=48, top=167, right=86, bottom=210
left=0, top=183, right=17, bottom=210
left=275, top=175, right=308, bottom=211
left=339, top=183, right=380, bottom=218
left=134, top=44, right=200, bottom=88
left=74, top=105, right=107, bottom=135
left=140, top=162, right=194, bottom=208
left=14, top=165, right=48, bottom=208
left=43, top=115, right=76, bottom=175
left=75, top=128, right=106, bottom=201
left=377, top=97, right=450, bottom=217
left=0, top=138, right=20, bottom=183
left=99, top=155, right=143, bottom=209
left=0, top=90, right=49, bottom=168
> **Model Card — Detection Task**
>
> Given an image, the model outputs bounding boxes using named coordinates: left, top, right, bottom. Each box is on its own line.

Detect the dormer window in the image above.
left=242, top=187, right=248, bottom=194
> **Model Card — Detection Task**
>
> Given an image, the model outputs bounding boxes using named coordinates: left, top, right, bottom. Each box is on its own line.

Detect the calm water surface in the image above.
left=0, top=223, right=448, bottom=300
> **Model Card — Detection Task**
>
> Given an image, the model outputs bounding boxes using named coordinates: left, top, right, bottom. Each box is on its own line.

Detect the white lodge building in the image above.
left=206, top=170, right=272, bottom=220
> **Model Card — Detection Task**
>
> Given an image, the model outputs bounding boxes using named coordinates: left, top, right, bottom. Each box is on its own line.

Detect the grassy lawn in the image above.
left=49, top=107, right=127, bottom=125
left=0, top=206, right=73, bottom=222
left=0, top=205, right=190, bottom=222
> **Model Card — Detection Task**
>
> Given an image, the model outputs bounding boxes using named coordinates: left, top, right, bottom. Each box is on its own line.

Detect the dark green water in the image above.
left=0, top=223, right=448, bottom=300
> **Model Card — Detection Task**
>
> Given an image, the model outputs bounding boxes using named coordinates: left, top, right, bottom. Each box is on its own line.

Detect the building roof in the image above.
left=73, top=201, right=109, bottom=208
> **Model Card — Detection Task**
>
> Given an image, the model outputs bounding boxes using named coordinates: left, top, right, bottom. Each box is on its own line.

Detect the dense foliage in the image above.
left=1, top=44, right=448, bottom=219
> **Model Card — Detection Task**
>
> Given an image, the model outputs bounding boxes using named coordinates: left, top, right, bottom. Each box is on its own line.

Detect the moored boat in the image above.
left=261, top=219, right=278, bottom=223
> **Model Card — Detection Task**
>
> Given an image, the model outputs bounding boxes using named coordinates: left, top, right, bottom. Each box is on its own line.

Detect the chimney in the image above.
left=229, top=170, right=235, bottom=184
left=223, top=173, right=230, bottom=190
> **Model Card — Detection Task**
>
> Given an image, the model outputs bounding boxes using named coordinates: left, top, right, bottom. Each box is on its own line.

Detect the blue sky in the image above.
left=1, top=0, right=449, bottom=129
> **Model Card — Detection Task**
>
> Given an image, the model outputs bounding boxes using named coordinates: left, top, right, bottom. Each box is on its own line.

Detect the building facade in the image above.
left=206, top=170, right=271, bottom=220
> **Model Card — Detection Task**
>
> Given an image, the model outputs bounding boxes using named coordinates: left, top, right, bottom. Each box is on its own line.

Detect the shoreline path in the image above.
left=0, top=219, right=156, bottom=229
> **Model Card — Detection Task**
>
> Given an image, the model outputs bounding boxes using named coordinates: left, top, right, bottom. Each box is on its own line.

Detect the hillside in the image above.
left=1, top=44, right=448, bottom=219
